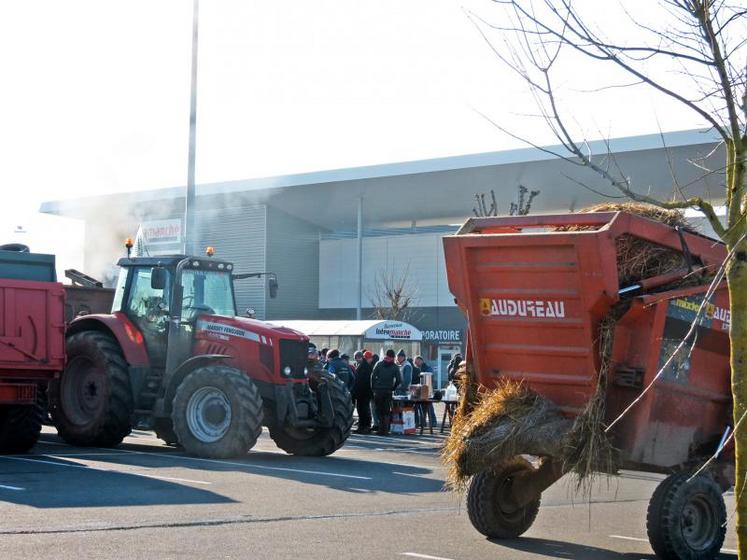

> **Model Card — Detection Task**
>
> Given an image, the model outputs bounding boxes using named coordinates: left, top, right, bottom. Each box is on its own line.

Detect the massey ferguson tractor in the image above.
left=49, top=251, right=353, bottom=458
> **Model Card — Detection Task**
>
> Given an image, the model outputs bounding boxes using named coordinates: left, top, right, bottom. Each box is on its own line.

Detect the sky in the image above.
left=0, top=0, right=713, bottom=266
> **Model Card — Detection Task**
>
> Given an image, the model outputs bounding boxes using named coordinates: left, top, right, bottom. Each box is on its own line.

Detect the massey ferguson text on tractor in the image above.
left=49, top=248, right=353, bottom=458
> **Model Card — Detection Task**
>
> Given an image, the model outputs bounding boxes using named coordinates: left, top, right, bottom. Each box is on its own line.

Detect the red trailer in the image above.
left=443, top=211, right=732, bottom=559
left=0, top=250, right=65, bottom=452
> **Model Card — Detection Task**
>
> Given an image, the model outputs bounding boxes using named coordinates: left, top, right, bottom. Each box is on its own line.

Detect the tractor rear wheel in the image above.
left=467, top=458, right=541, bottom=539
left=269, top=378, right=353, bottom=456
left=646, top=471, right=726, bottom=560
left=50, top=331, right=133, bottom=447
left=171, top=365, right=263, bottom=458
left=0, top=398, right=45, bottom=453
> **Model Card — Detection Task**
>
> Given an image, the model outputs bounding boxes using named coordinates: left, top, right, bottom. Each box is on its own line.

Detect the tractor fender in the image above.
left=66, top=313, right=149, bottom=367
left=156, top=354, right=234, bottom=416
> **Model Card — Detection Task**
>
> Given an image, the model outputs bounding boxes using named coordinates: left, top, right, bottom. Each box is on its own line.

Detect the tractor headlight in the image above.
left=303, top=367, right=308, bottom=376
left=283, top=366, right=292, bottom=376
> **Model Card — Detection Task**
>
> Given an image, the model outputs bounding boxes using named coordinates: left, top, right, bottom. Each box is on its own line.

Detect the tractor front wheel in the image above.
left=269, top=378, right=353, bottom=456
left=467, top=458, right=541, bottom=539
left=646, top=471, right=726, bottom=560
left=50, top=331, right=133, bottom=447
left=171, top=365, right=263, bottom=458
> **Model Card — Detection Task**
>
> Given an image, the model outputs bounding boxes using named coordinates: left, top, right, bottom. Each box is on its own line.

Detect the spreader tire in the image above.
left=467, top=459, right=541, bottom=539
left=171, top=365, right=263, bottom=458
left=0, top=399, right=44, bottom=453
left=50, top=332, right=133, bottom=447
left=269, top=379, right=353, bottom=456
left=646, top=472, right=726, bottom=560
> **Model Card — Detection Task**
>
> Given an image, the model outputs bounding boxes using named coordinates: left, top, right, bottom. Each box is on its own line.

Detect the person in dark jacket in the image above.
left=370, top=349, right=402, bottom=435
left=447, top=352, right=463, bottom=385
left=352, top=351, right=374, bottom=433
left=326, top=349, right=354, bottom=391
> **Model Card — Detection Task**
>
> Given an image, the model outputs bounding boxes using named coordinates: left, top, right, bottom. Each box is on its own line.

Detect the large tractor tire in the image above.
left=646, top=471, right=726, bottom=560
left=269, top=379, right=353, bottom=456
left=467, top=458, right=541, bottom=539
left=0, top=399, right=45, bottom=454
left=171, top=365, right=263, bottom=458
left=50, top=332, right=133, bottom=447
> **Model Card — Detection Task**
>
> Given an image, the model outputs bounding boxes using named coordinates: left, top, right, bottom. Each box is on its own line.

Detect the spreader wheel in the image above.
left=467, top=458, right=541, bottom=539
left=646, top=471, right=726, bottom=560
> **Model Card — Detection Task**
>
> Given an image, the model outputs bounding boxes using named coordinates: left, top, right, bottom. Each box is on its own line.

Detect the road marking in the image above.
left=0, top=456, right=212, bottom=486
left=401, top=553, right=455, bottom=560
left=37, top=437, right=373, bottom=480
left=0, top=484, right=25, bottom=491
left=609, top=535, right=648, bottom=543
left=610, top=535, right=737, bottom=555
left=115, top=448, right=373, bottom=481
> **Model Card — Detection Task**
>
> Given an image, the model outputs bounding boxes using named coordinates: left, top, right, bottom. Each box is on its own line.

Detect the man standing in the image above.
left=326, top=349, right=354, bottom=392
left=352, top=351, right=374, bottom=434
left=370, top=349, right=402, bottom=435
left=395, top=349, right=413, bottom=396
left=414, top=355, right=437, bottom=428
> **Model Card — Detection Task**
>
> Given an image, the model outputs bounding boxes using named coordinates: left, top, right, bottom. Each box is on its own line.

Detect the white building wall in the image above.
left=319, top=232, right=455, bottom=309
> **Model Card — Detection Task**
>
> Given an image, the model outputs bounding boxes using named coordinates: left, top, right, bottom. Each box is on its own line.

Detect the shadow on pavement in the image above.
left=0, top=453, right=235, bottom=509
left=488, top=536, right=737, bottom=560
left=113, top=440, right=444, bottom=495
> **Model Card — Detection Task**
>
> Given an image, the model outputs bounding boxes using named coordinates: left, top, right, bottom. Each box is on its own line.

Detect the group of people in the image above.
left=308, top=344, right=437, bottom=436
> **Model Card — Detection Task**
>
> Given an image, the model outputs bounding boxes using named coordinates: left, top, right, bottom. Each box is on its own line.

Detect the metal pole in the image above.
left=184, top=0, right=199, bottom=255
left=356, top=197, right=363, bottom=320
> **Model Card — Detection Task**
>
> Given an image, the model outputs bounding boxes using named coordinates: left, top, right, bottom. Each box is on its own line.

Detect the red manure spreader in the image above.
left=443, top=211, right=733, bottom=559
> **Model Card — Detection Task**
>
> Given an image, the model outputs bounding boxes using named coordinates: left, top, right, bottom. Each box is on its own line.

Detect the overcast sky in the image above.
left=0, top=0, right=710, bottom=258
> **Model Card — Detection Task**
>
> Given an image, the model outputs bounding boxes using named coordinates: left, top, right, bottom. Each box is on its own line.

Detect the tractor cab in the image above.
left=112, top=255, right=237, bottom=372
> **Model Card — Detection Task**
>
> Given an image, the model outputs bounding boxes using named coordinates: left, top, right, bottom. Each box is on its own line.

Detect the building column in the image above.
left=356, top=196, right=363, bottom=320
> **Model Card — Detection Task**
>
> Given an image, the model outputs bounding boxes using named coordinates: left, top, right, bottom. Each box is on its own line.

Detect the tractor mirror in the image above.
left=150, top=267, right=167, bottom=290
left=268, top=275, right=279, bottom=299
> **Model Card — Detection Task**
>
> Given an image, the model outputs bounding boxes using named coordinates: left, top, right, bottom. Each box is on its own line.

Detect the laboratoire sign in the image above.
left=422, top=329, right=462, bottom=342
left=364, top=322, right=422, bottom=341
left=480, top=298, right=566, bottom=319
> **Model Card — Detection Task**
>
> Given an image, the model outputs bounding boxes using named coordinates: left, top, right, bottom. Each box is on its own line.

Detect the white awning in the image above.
left=270, top=320, right=422, bottom=341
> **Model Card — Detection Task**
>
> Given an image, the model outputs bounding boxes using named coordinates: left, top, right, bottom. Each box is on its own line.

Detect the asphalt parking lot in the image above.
left=0, top=423, right=739, bottom=560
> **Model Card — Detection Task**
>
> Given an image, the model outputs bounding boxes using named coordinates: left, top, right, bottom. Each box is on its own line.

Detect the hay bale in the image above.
left=442, top=379, right=572, bottom=491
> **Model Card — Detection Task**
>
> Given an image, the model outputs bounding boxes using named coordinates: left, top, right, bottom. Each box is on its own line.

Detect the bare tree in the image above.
left=368, top=266, right=417, bottom=321
left=473, top=185, right=541, bottom=216
left=467, top=0, right=746, bottom=553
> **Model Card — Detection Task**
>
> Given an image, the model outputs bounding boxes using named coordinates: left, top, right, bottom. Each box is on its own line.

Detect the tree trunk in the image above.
left=728, top=244, right=747, bottom=557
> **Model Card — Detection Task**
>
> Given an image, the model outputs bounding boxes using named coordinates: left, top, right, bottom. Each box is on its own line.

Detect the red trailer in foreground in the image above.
left=443, top=211, right=732, bottom=559
left=0, top=250, right=65, bottom=452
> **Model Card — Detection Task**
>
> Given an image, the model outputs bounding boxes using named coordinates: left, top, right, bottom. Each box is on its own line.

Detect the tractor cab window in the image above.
left=126, top=267, right=172, bottom=333
left=180, top=269, right=236, bottom=319
left=111, top=268, right=129, bottom=312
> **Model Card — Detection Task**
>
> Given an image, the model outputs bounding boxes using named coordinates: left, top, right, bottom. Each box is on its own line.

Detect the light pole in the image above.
left=183, top=0, right=199, bottom=255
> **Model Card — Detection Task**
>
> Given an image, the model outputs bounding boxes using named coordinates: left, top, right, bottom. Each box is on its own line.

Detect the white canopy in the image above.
left=270, top=319, right=423, bottom=341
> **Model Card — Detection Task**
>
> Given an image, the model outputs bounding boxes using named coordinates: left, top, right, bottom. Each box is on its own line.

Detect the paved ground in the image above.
left=0, top=423, right=739, bottom=560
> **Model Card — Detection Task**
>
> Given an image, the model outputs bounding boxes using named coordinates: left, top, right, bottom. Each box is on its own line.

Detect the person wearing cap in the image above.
left=326, top=349, right=354, bottom=391
left=394, top=349, right=413, bottom=396
left=370, top=349, right=402, bottom=435
left=351, top=351, right=374, bottom=434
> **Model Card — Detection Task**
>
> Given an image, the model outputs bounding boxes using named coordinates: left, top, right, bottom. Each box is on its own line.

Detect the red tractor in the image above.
left=49, top=252, right=353, bottom=458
